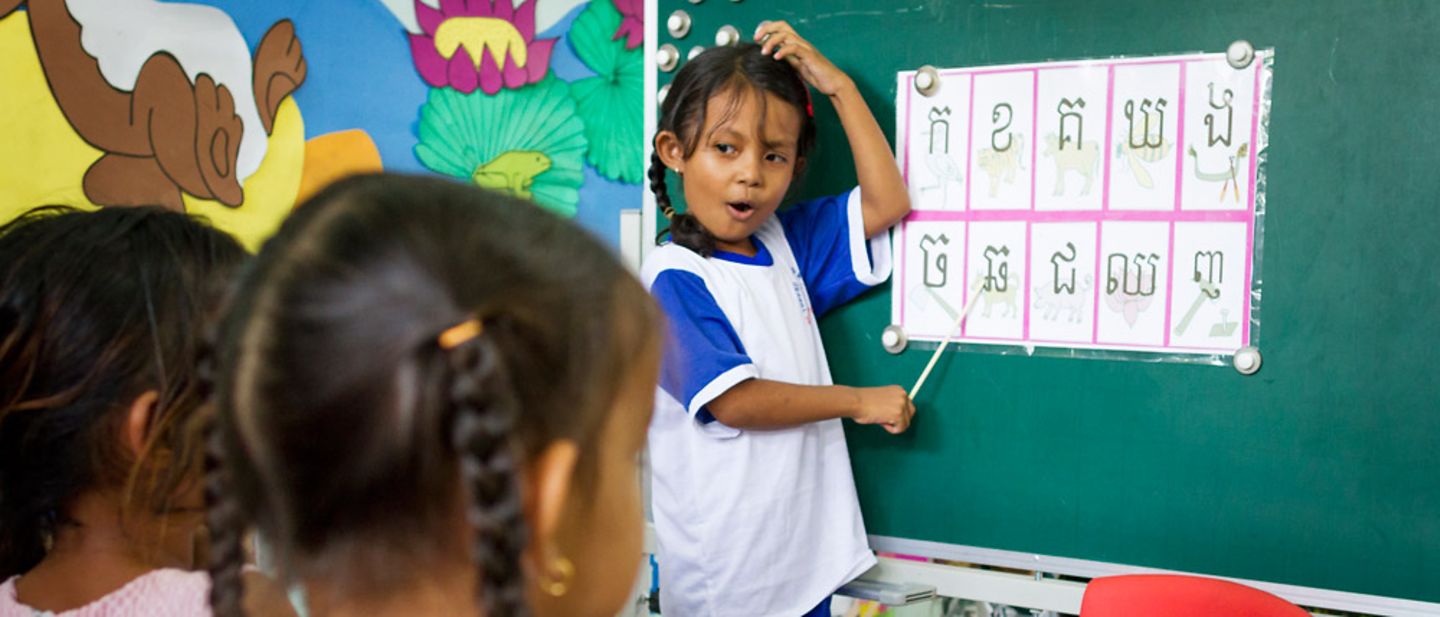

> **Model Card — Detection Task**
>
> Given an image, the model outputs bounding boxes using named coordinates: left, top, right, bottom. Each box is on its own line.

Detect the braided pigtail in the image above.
left=200, top=329, right=246, bottom=617
left=446, top=333, right=529, bottom=617
left=649, top=151, right=675, bottom=223
left=649, top=152, right=716, bottom=257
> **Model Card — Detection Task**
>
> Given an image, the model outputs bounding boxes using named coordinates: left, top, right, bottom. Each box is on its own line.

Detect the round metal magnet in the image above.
left=915, top=65, right=941, bottom=97
left=1227, top=40, right=1255, bottom=69
left=715, top=24, right=740, bottom=47
left=657, top=84, right=671, bottom=108
left=667, top=10, right=692, bottom=39
left=882, top=325, right=908, bottom=354
left=657, top=44, right=680, bottom=72
left=688, top=45, right=706, bottom=61
left=1232, top=346, right=1262, bottom=375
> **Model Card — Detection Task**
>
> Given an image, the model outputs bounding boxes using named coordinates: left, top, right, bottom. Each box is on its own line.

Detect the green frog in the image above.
left=472, top=150, right=551, bottom=200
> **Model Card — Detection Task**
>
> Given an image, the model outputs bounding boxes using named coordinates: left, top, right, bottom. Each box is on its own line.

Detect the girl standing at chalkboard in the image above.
left=644, top=21, right=912, bottom=617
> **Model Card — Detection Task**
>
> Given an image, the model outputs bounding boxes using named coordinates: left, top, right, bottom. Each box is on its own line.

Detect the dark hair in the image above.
left=207, top=174, right=659, bottom=617
left=0, top=205, right=246, bottom=578
left=651, top=42, right=818, bottom=256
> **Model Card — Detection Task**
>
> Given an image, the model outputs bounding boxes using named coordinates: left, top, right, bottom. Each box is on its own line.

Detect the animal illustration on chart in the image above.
left=977, top=102, right=1025, bottom=198
left=976, top=245, right=1019, bottom=319
left=971, top=270, right=1019, bottom=319
left=1043, top=133, right=1099, bottom=197
left=1115, top=97, right=1171, bottom=189
left=1044, top=97, right=1099, bottom=197
left=922, top=154, right=964, bottom=207
left=1115, top=137, right=1173, bottom=189
left=1032, top=274, right=1092, bottom=323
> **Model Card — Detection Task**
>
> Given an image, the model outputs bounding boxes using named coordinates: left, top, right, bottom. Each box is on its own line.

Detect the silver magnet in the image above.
left=657, top=44, right=680, bottom=72
left=1232, top=346, right=1262, bottom=375
left=688, top=46, right=706, bottom=61
left=657, top=84, right=671, bottom=108
left=1227, top=40, right=1255, bottom=69
left=688, top=0, right=703, bottom=4
left=881, top=325, right=908, bottom=354
left=667, top=10, right=692, bottom=39
left=914, top=65, right=941, bottom=97
left=715, top=24, right=741, bottom=47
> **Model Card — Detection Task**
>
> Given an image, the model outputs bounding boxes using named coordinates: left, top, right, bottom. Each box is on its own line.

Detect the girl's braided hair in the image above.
left=206, top=173, right=658, bottom=616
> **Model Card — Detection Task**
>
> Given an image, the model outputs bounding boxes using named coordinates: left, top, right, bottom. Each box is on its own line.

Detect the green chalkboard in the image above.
left=655, top=0, right=1440, bottom=605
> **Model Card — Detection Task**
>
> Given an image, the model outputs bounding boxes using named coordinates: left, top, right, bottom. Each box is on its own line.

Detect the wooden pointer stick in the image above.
left=909, top=282, right=986, bottom=400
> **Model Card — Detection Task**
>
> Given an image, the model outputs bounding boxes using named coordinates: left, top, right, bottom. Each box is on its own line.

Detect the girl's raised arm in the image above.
left=756, top=20, right=911, bottom=237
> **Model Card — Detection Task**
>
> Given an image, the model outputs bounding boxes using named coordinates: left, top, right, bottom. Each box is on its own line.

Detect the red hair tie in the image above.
left=804, top=87, right=814, bottom=117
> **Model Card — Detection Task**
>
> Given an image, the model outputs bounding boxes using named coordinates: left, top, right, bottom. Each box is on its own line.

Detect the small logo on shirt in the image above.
left=791, top=278, right=813, bottom=325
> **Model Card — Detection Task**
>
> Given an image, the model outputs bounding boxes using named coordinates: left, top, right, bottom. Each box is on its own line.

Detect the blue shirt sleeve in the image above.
left=650, top=269, right=757, bottom=424
left=777, top=188, right=877, bottom=316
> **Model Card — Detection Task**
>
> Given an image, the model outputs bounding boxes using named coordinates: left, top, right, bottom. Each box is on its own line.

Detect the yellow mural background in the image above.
left=0, top=13, right=305, bottom=251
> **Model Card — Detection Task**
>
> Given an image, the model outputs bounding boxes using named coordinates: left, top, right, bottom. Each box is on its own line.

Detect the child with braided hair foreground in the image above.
left=207, top=173, right=661, bottom=617
left=0, top=206, right=291, bottom=616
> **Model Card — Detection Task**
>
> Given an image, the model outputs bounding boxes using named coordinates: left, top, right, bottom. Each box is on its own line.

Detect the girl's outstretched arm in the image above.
left=756, top=21, right=911, bottom=238
left=708, top=379, right=914, bottom=433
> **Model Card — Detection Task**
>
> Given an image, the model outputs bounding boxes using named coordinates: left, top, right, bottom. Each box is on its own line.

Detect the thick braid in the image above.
left=648, top=152, right=717, bottom=256
left=648, top=152, right=675, bottom=221
left=199, top=329, right=246, bottom=617
left=447, top=336, right=529, bottom=617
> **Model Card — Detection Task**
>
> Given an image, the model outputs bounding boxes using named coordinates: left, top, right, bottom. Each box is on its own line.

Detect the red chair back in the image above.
left=1080, top=574, right=1310, bottom=617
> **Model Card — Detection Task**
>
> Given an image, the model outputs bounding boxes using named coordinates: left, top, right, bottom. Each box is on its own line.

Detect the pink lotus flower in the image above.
left=611, top=0, right=642, bottom=50
left=410, top=0, right=557, bottom=95
left=1105, top=292, right=1154, bottom=327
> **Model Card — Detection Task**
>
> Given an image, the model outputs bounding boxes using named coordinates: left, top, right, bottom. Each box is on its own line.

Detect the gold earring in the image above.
left=540, top=556, right=574, bottom=597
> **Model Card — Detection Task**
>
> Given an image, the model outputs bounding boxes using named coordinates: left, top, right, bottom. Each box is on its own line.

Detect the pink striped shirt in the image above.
left=0, top=569, right=209, bottom=617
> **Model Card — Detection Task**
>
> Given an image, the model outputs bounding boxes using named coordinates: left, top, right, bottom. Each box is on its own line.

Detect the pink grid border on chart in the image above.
left=1023, top=70, right=1038, bottom=340
left=899, top=74, right=912, bottom=326
left=896, top=53, right=1261, bottom=357
left=961, top=223, right=972, bottom=337
left=1162, top=62, right=1187, bottom=348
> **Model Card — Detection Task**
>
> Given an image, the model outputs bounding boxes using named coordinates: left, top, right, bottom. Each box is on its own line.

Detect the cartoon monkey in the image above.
left=1, top=0, right=306, bottom=210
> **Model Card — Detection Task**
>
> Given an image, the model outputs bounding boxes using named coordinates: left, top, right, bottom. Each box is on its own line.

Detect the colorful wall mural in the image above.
left=0, top=0, right=643, bottom=250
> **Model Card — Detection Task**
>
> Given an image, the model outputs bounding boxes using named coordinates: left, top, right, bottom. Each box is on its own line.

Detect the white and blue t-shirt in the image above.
left=642, top=188, right=893, bottom=617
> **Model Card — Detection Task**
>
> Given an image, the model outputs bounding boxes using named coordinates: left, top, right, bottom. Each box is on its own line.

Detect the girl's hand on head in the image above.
left=754, top=20, right=854, bottom=97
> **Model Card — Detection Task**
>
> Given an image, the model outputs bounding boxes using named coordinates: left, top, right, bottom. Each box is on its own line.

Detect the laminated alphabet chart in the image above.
left=892, top=51, right=1272, bottom=361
